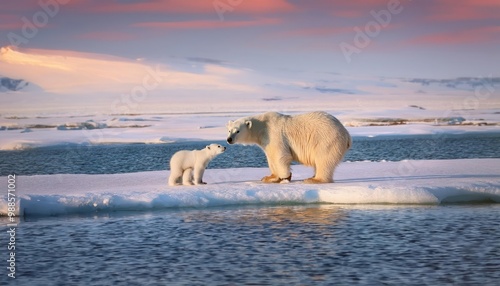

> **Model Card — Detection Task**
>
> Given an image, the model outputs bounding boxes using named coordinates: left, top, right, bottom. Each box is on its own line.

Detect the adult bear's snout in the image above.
left=227, top=137, right=233, bottom=144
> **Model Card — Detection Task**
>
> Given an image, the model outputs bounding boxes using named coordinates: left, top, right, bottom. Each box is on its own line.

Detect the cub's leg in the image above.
left=182, top=168, right=194, bottom=185
left=168, top=167, right=183, bottom=186
left=193, top=166, right=207, bottom=185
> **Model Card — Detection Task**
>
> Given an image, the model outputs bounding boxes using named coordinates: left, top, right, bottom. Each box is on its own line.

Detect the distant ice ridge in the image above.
left=1, top=159, right=499, bottom=216
left=0, top=76, right=28, bottom=91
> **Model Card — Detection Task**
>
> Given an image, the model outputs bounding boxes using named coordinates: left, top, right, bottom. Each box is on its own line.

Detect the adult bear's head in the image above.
left=226, top=118, right=253, bottom=145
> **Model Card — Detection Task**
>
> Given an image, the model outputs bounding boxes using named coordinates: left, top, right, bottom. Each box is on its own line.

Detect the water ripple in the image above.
left=2, top=204, right=499, bottom=285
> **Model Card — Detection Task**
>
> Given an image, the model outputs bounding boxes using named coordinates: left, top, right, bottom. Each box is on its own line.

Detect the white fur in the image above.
left=168, top=144, right=226, bottom=186
left=226, top=111, right=351, bottom=184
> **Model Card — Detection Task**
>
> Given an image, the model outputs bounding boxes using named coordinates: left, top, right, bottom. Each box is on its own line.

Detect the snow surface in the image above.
left=1, top=47, right=499, bottom=149
left=2, top=159, right=499, bottom=216
left=1, top=108, right=499, bottom=150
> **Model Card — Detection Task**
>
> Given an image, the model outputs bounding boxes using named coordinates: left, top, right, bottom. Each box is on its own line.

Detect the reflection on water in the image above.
left=1, top=204, right=499, bottom=285
left=181, top=204, right=344, bottom=226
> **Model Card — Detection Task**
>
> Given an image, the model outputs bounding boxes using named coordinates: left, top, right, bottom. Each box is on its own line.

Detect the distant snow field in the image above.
left=1, top=159, right=498, bottom=216
left=1, top=107, right=499, bottom=150
left=1, top=46, right=499, bottom=151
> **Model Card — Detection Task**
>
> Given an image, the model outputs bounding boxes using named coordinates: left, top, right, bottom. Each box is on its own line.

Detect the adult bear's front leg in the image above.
left=262, top=146, right=292, bottom=183
left=262, top=152, right=280, bottom=183
left=261, top=174, right=280, bottom=183
left=261, top=173, right=292, bottom=183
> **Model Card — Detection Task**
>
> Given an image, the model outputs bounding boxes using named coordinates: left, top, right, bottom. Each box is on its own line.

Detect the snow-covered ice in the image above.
left=1, top=108, right=499, bottom=150
left=2, top=159, right=498, bottom=216
left=1, top=47, right=499, bottom=217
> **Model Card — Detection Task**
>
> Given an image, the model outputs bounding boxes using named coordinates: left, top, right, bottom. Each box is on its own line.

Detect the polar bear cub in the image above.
left=168, top=144, right=226, bottom=186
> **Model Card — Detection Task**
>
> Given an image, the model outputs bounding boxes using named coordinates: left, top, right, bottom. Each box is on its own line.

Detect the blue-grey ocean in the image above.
left=1, top=133, right=499, bottom=176
left=1, top=133, right=500, bottom=285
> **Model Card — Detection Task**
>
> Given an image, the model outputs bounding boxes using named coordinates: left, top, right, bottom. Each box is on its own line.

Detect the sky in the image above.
left=0, top=0, right=499, bottom=114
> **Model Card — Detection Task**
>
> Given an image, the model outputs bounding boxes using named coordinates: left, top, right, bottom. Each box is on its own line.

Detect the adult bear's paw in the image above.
left=261, top=174, right=281, bottom=183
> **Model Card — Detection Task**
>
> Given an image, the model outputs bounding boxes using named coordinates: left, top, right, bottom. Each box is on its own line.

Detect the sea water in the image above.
left=1, top=204, right=499, bottom=285
left=1, top=133, right=499, bottom=175
left=1, top=133, right=499, bottom=285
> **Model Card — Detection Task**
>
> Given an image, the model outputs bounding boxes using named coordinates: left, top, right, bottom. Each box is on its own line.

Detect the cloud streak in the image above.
left=408, top=26, right=500, bottom=46
left=405, top=77, right=500, bottom=89
left=427, top=0, right=500, bottom=21
left=0, top=0, right=497, bottom=82
left=132, top=18, right=281, bottom=29
left=65, top=0, right=295, bottom=14
left=77, top=31, right=137, bottom=41
left=0, top=15, right=23, bottom=30
left=186, top=57, right=228, bottom=66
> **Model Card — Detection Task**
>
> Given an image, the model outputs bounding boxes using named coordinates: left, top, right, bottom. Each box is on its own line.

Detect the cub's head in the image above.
left=205, top=143, right=226, bottom=155
left=226, top=118, right=252, bottom=145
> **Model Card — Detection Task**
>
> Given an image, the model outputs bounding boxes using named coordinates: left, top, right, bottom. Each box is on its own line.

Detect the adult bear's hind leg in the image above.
left=304, top=159, right=334, bottom=184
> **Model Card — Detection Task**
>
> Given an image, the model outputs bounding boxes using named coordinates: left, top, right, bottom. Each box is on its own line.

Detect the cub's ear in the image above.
left=206, top=145, right=210, bottom=149
left=226, top=120, right=234, bottom=128
left=245, top=120, right=252, bottom=129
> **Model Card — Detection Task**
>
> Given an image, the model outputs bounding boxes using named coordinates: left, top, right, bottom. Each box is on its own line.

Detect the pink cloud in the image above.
left=308, top=0, right=499, bottom=22
left=428, top=0, right=500, bottom=21
left=0, top=14, right=59, bottom=31
left=73, top=0, right=295, bottom=14
left=0, top=15, right=24, bottom=30
left=278, top=26, right=353, bottom=38
left=133, top=18, right=281, bottom=29
left=226, top=0, right=296, bottom=13
left=409, top=26, right=500, bottom=45
left=0, top=1, right=41, bottom=12
left=293, top=0, right=403, bottom=18
left=0, top=23, right=23, bottom=31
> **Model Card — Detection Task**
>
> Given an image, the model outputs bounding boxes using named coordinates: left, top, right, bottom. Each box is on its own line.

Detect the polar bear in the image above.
left=226, top=111, right=351, bottom=184
left=168, top=144, right=226, bottom=186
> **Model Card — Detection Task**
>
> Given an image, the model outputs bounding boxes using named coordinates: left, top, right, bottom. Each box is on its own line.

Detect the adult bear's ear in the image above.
left=226, top=120, right=234, bottom=128
left=245, top=120, right=252, bottom=129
